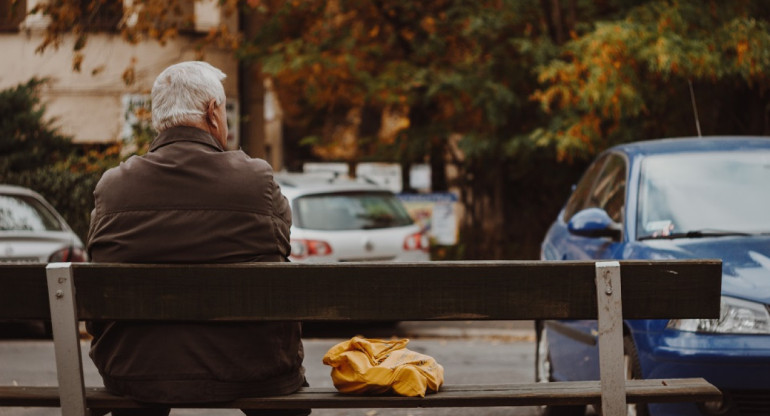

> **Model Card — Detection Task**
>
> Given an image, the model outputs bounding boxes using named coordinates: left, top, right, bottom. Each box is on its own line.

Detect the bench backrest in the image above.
left=1, top=260, right=722, bottom=322
left=1, top=260, right=723, bottom=416
left=0, top=264, right=51, bottom=320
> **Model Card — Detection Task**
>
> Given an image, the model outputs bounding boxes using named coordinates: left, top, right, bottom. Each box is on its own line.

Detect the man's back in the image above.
left=87, top=125, right=305, bottom=404
left=88, top=126, right=291, bottom=264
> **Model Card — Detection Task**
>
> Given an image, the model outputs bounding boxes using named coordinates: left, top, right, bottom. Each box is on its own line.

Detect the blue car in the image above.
left=539, top=137, right=770, bottom=416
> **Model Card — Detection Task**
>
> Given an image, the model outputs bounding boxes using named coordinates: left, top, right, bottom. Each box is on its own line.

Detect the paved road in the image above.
left=0, top=321, right=541, bottom=416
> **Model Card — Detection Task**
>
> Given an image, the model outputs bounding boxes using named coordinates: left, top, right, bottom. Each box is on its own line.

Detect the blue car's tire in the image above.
left=624, top=335, right=650, bottom=416
left=535, top=321, right=587, bottom=416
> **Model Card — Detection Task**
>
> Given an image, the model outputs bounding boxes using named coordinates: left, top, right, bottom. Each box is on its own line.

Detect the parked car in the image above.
left=538, top=137, right=770, bottom=416
left=276, top=172, right=430, bottom=262
left=0, top=184, right=87, bottom=264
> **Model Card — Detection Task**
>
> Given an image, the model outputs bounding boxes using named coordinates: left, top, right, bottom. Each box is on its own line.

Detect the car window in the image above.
left=0, top=194, right=64, bottom=231
left=293, top=191, right=414, bottom=230
left=637, top=150, right=770, bottom=239
left=587, top=154, right=626, bottom=223
left=563, top=154, right=609, bottom=221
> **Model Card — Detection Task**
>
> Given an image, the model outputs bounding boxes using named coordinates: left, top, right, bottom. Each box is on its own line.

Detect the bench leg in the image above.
left=595, top=261, right=625, bottom=416
left=47, top=263, right=89, bottom=416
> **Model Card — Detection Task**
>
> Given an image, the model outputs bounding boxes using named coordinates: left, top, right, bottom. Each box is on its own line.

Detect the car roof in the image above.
left=609, top=136, right=770, bottom=158
left=0, top=184, right=44, bottom=197
left=275, top=172, right=394, bottom=198
left=0, top=184, right=73, bottom=231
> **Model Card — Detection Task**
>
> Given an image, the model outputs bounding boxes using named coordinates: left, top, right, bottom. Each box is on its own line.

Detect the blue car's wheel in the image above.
left=534, top=320, right=550, bottom=384
left=624, top=335, right=649, bottom=416
left=535, top=321, right=586, bottom=416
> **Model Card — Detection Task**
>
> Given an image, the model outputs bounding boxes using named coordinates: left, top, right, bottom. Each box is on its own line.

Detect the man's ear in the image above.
left=206, top=99, right=219, bottom=129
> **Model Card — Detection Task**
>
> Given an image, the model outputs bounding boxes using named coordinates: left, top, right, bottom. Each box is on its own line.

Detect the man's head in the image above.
left=151, top=61, right=228, bottom=146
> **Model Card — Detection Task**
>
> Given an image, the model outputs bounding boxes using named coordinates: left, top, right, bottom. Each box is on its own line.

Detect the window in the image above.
left=79, top=0, right=122, bottom=31
left=0, top=0, right=26, bottom=31
left=293, top=192, right=414, bottom=231
left=562, top=154, right=607, bottom=221
left=0, top=195, right=64, bottom=232
left=637, top=150, right=770, bottom=239
left=588, top=154, right=626, bottom=223
left=562, top=153, right=627, bottom=224
left=121, top=0, right=221, bottom=35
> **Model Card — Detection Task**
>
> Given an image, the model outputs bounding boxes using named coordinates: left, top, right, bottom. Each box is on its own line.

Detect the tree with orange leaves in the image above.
left=24, top=0, right=770, bottom=259
left=532, top=1, right=770, bottom=161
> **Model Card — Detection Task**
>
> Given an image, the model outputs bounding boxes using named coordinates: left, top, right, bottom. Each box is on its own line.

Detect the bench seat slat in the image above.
left=0, top=379, right=721, bottom=409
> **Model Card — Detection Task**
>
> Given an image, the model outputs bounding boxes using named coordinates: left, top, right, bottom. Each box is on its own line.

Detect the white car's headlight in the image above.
left=667, top=296, right=770, bottom=334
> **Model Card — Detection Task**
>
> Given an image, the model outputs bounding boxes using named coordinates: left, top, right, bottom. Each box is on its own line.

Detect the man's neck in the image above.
left=179, top=121, right=225, bottom=147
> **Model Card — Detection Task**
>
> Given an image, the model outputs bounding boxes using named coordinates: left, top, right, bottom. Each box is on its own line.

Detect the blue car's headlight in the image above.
left=667, top=296, right=770, bottom=334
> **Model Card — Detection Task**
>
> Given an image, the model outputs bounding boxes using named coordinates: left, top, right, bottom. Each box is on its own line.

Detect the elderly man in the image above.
left=87, top=61, right=307, bottom=416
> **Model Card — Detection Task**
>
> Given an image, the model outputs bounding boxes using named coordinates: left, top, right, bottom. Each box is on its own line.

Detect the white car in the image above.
left=0, top=184, right=87, bottom=264
left=276, top=173, right=430, bottom=262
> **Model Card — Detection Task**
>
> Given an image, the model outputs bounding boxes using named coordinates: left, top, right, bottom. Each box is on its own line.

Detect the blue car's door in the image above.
left=542, top=152, right=629, bottom=381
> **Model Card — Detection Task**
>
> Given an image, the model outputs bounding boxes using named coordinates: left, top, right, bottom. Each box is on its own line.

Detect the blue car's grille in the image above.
left=725, top=390, right=770, bottom=415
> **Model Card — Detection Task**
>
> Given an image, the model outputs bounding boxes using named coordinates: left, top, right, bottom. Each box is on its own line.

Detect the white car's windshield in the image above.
left=0, top=194, right=64, bottom=232
left=637, top=150, right=770, bottom=240
left=294, top=191, right=414, bottom=230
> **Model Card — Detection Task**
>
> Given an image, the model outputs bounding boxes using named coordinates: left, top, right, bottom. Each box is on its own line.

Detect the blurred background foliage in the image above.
left=238, top=0, right=770, bottom=258
left=10, top=0, right=770, bottom=258
left=0, top=80, right=134, bottom=240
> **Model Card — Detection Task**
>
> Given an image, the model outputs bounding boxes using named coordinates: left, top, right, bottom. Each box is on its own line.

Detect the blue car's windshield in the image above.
left=637, top=150, right=770, bottom=240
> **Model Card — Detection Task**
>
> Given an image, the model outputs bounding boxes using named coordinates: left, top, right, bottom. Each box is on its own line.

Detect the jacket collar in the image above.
left=149, top=126, right=224, bottom=152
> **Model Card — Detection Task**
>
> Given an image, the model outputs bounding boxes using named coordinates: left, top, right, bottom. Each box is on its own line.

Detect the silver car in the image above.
left=276, top=173, right=430, bottom=262
left=0, top=184, right=87, bottom=264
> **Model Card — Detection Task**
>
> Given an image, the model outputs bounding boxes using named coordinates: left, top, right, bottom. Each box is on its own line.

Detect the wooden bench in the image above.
left=0, top=260, right=723, bottom=416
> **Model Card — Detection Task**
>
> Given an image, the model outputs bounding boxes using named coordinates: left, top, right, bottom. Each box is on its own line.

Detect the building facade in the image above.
left=0, top=0, right=284, bottom=169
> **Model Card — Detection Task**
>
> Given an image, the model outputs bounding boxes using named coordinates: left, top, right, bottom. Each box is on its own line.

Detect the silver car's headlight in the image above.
left=667, top=296, right=770, bottom=334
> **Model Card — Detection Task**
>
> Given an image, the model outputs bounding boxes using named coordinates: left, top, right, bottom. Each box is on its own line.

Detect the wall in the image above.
left=0, top=30, right=238, bottom=144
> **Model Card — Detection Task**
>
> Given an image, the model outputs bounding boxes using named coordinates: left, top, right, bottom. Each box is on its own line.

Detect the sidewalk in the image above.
left=395, top=320, right=535, bottom=342
left=0, top=324, right=540, bottom=416
left=302, top=320, right=536, bottom=343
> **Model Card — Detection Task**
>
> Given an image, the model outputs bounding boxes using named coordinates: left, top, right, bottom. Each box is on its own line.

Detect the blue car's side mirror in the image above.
left=568, top=208, right=622, bottom=240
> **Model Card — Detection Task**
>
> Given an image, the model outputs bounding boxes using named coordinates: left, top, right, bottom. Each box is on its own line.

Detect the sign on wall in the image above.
left=398, top=192, right=459, bottom=246
left=121, top=94, right=240, bottom=149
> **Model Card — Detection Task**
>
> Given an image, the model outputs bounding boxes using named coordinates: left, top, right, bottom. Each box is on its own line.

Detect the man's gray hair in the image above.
left=151, top=61, right=227, bottom=132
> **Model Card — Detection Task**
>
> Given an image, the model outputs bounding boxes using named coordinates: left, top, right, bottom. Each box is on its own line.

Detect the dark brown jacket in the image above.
left=86, top=126, right=304, bottom=403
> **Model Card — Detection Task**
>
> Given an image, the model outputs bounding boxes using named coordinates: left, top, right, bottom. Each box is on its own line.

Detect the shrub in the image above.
left=0, top=78, right=117, bottom=241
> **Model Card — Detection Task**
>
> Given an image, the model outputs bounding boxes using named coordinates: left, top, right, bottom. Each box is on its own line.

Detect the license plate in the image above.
left=0, top=257, right=41, bottom=264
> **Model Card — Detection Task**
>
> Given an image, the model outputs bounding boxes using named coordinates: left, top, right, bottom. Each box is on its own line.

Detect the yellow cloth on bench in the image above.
left=322, top=336, right=444, bottom=397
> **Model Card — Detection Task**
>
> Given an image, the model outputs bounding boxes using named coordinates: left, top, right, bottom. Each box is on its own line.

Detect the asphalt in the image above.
left=0, top=321, right=542, bottom=416
left=300, top=320, right=536, bottom=342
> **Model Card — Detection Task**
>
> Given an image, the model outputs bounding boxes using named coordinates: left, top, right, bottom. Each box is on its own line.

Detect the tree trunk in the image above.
left=540, top=0, right=566, bottom=44
left=430, top=137, right=448, bottom=192
left=239, top=8, right=266, bottom=159
left=401, top=161, right=413, bottom=193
